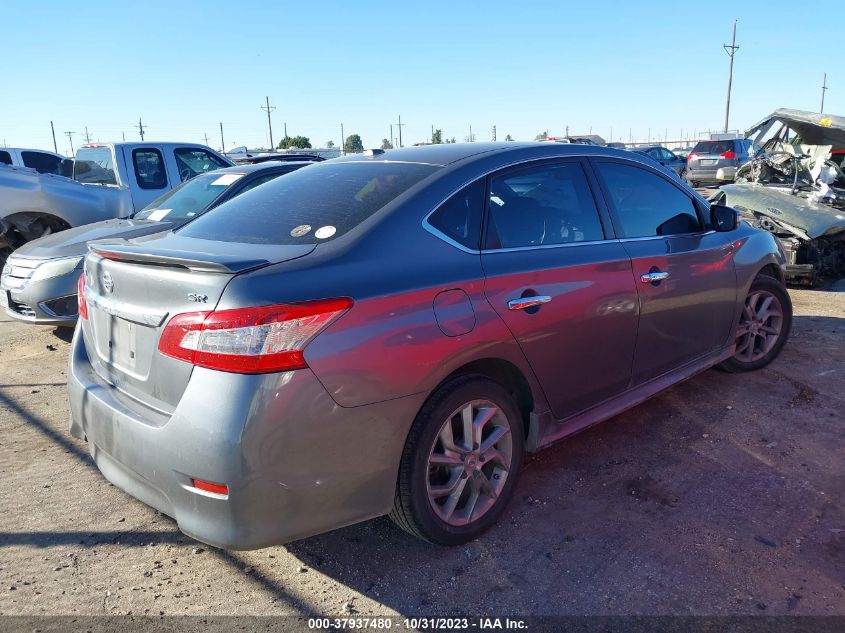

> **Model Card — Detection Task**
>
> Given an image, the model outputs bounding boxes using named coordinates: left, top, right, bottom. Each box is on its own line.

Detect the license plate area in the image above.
left=90, top=309, right=152, bottom=379
left=701, top=159, right=717, bottom=166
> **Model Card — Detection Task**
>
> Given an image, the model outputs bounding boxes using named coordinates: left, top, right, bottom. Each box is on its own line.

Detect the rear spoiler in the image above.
left=87, top=240, right=269, bottom=274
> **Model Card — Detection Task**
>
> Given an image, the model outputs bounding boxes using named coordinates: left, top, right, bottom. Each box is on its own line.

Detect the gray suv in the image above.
left=68, top=143, right=791, bottom=548
left=686, top=138, right=754, bottom=186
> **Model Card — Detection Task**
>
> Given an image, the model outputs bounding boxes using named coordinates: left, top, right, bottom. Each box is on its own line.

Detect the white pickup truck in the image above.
left=0, top=142, right=232, bottom=248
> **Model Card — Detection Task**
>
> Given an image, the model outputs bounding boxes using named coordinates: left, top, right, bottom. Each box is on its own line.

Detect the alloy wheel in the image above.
left=426, top=400, right=514, bottom=526
left=735, top=289, right=784, bottom=363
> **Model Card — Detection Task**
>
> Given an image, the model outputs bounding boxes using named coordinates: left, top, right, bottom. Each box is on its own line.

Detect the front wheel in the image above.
left=719, top=275, right=792, bottom=372
left=389, top=375, right=524, bottom=545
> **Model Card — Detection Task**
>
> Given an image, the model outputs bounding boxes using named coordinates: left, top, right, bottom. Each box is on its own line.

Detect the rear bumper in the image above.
left=67, top=327, right=422, bottom=549
left=686, top=165, right=736, bottom=182
left=1, top=270, right=79, bottom=327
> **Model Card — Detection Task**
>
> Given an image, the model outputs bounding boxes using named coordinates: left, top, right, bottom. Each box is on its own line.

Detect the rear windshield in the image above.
left=692, top=140, right=735, bottom=154
left=133, top=171, right=243, bottom=222
left=178, top=162, right=439, bottom=244
left=73, top=146, right=117, bottom=185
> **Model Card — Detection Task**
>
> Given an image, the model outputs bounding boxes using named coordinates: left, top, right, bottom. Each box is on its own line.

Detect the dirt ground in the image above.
left=0, top=285, right=842, bottom=618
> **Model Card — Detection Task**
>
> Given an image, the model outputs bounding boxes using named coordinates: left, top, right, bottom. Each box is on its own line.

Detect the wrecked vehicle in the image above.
left=0, top=142, right=231, bottom=250
left=715, top=109, right=845, bottom=284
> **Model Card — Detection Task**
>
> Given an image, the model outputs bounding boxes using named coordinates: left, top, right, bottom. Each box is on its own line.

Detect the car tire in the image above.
left=389, top=375, right=524, bottom=545
left=719, top=274, right=792, bottom=373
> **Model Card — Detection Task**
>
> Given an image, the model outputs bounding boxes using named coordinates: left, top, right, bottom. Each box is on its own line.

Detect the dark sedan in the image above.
left=630, top=145, right=687, bottom=177
left=1, top=161, right=312, bottom=326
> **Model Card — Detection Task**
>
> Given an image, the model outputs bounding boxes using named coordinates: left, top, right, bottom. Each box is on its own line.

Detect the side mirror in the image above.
left=710, top=203, right=739, bottom=232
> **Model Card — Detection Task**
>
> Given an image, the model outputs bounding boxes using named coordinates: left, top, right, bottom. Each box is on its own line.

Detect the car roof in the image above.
left=332, top=142, right=635, bottom=167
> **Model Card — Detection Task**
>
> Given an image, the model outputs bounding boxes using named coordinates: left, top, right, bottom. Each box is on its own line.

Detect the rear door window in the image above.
left=178, top=161, right=439, bottom=245
left=21, top=151, right=64, bottom=175
left=174, top=148, right=229, bottom=182
left=132, top=148, right=168, bottom=190
left=596, top=162, right=702, bottom=238
left=485, top=161, right=605, bottom=249
left=427, top=180, right=484, bottom=250
left=0, top=150, right=13, bottom=165
left=73, top=146, right=117, bottom=185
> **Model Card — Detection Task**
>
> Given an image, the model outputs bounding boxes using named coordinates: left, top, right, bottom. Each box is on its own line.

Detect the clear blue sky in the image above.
left=1, top=0, right=839, bottom=154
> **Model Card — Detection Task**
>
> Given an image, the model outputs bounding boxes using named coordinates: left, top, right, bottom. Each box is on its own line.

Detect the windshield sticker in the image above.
left=146, top=208, right=171, bottom=221
left=210, top=173, right=244, bottom=186
left=290, top=224, right=312, bottom=237
left=314, top=225, right=336, bottom=239
left=490, top=195, right=505, bottom=206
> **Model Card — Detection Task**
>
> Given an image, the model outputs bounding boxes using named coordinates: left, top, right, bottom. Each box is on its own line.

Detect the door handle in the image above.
left=508, top=295, right=552, bottom=311
left=640, top=271, right=670, bottom=284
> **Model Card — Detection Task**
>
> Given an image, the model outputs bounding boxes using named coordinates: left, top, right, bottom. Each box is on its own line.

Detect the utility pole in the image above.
left=219, top=122, right=225, bottom=152
left=723, top=19, right=739, bottom=133
left=340, top=122, right=345, bottom=155
left=122, top=132, right=126, bottom=142
left=821, top=72, right=828, bottom=113
left=610, top=126, right=613, bottom=143
left=491, top=125, right=497, bottom=141
left=469, top=124, right=474, bottom=142
left=284, top=122, right=288, bottom=143
left=136, top=117, right=147, bottom=141
left=83, top=126, right=91, bottom=144
left=64, top=131, right=75, bottom=155
left=261, top=96, right=276, bottom=149
left=394, top=115, right=405, bottom=147
left=203, top=132, right=210, bottom=146
left=390, top=124, right=394, bottom=147
left=50, top=121, right=58, bottom=153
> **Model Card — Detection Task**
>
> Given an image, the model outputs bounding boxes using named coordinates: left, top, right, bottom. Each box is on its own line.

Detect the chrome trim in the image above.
left=87, top=292, right=167, bottom=327
left=508, top=295, right=552, bottom=311
left=640, top=272, right=670, bottom=284
left=483, top=239, right=610, bottom=254
left=617, top=230, right=717, bottom=243
left=421, top=222, right=480, bottom=255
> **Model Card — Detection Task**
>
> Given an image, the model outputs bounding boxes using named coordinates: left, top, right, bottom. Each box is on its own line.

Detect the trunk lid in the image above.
left=80, top=232, right=315, bottom=413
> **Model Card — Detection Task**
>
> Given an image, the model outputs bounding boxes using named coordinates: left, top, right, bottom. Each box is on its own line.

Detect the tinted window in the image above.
left=235, top=170, right=293, bottom=195
left=134, top=171, right=242, bottom=222
left=485, top=162, right=604, bottom=249
left=73, top=146, right=117, bottom=185
left=0, top=151, right=11, bottom=165
left=692, top=140, right=734, bottom=155
left=428, top=180, right=484, bottom=249
left=21, top=151, right=63, bottom=175
left=179, top=162, right=439, bottom=245
left=174, top=148, right=229, bottom=181
left=598, top=162, right=701, bottom=238
left=133, top=148, right=168, bottom=190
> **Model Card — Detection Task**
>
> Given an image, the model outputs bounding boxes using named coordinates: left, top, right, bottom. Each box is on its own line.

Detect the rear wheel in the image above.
left=719, top=275, right=792, bottom=372
left=390, top=375, right=524, bottom=545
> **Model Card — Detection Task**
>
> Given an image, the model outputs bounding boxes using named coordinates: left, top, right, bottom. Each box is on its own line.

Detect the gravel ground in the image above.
left=0, top=285, right=843, bottom=618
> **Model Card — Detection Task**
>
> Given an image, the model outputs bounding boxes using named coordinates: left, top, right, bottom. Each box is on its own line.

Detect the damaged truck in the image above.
left=713, top=108, right=845, bottom=284
left=0, top=142, right=231, bottom=252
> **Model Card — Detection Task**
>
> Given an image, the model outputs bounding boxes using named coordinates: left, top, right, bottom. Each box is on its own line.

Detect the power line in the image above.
left=136, top=117, right=147, bottom=141
left=723, top=19, right=739, bottom=133
left=394, top=115, right=405, bottom=148
left=64, top=131, right=75, bottom=155
left=261, top=96, right=276, bottom=149
left=821, top=72, right=828, bottom=113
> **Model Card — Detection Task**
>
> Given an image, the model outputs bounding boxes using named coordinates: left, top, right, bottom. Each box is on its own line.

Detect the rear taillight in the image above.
left=687, top=152, right=698, bottom=162
left=158, top=298, right=352, bottom=374
left=77, top=274, right=89, bottom=320
left=720, top=151, right=737, bottom=159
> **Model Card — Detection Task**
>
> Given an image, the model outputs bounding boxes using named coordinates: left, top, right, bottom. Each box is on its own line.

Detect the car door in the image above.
left=592, top=159, right=737, bottom=385
left=480, top=159, right=639, bottom=420
left=125, top=146, right=170, bottom=210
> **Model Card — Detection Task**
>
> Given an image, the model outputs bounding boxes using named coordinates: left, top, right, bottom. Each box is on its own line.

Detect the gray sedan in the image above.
left=1, top=161, right=312, bottom=326
left=68, top=143, right=791, bottom=548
